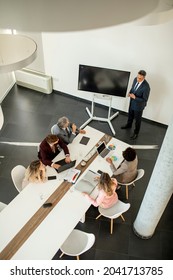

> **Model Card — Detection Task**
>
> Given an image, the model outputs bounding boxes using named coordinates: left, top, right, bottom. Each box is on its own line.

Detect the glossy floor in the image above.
left=0, top=85, right=172, bottom=260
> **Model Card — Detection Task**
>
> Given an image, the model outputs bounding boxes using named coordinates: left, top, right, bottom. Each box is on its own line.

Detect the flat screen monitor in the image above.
left=78, top=64, right=130, bottom=97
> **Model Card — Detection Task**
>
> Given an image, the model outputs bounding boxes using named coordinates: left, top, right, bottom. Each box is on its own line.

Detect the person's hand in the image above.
left=53, top=163, right=61, bottom=169
left=106, top=157, right=112, bottom=164
left=71, top=123, right=77, bottom=133
left=94, top=176, right=100, bottom=181
left=79, top=129, right=86, bottom=134
left=65, top=156, right=71, bottom=163
left=82, top=192, right=89, bottom=197
left=129, top=93, right=136, bottom=99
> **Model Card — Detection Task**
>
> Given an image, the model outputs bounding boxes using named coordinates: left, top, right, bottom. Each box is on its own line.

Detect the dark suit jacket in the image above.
left=129, top=78, right=150, bottom=111
left=38, top=138, right=69, bottom=166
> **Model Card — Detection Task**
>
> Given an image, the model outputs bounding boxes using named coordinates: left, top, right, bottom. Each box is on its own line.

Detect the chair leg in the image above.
left=77, top=255, right=80, bottom=260
left=96, top=213, right=102, bottom=219
left=126, top=185, right=128, bottom=199
left=59, top=252, right=64, bottom=258
left=120, top=214, right=125, bottom=222
left=110, top=219, right=113, bottom=234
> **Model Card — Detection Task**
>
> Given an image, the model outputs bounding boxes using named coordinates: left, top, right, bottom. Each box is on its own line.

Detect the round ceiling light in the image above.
left=0, top=34, right=37, bottom=73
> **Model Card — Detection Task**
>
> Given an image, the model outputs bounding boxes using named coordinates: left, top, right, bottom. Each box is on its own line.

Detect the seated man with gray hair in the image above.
left=51, top=116, right=86, bottom=144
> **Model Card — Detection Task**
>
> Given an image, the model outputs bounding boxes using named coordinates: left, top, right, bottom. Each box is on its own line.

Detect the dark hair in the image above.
left=138, top=70, right=146, bottom=77
left=46, top=134, right=59, bottom=144
left=123, top=147, right=136, bottom=161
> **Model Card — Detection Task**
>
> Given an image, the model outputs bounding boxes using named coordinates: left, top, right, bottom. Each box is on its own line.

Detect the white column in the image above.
left=133, top=117, right=173, bottom=238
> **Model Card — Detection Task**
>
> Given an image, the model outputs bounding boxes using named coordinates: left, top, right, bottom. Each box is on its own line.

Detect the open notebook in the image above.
left=74, top=170, right=99, bottom=194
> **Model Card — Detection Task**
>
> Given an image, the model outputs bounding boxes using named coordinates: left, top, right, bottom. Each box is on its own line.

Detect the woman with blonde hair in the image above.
left=83, top=172, right=118, bottom=209
left=22, top=160, right=46, bottom=189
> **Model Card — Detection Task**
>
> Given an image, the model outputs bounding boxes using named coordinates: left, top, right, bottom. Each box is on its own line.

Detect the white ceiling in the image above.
left=0, top=0, right=163, bottom=32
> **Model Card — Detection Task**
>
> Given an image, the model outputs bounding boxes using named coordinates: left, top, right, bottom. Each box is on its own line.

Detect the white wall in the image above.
left=0, top=29, right=15, bottom=102
left=1, top=11, right=173, bottom=125
left=42, top=16, right=173, bottom=125
left=0, top=72, right=15, bottom=103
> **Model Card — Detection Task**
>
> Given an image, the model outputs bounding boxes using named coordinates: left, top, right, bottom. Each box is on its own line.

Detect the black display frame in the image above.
left=78, top=64, right=130, bottom=98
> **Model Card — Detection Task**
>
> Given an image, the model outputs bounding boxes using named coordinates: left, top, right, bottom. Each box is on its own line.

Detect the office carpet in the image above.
left=0, top=85, right=172, bottom=260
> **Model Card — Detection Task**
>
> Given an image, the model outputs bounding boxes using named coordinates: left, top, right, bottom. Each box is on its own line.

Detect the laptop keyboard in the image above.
left=100, top=149, right=110, bottom=158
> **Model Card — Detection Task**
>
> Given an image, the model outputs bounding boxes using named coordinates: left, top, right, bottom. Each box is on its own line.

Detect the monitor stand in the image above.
left=80, top=94, right=119, bottom=135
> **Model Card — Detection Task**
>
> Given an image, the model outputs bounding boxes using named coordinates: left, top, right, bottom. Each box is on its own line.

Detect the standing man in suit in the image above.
left=121, top=70, right=150, bottom=139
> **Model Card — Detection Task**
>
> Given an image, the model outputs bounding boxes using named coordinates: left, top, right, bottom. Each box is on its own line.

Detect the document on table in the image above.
left=74, top=170, right=98, bottom=194
left=64, top=168, right=81, bottom=183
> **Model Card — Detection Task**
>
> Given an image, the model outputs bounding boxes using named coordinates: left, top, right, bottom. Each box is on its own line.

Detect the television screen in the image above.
left=78, top=64, right=130, bottom=98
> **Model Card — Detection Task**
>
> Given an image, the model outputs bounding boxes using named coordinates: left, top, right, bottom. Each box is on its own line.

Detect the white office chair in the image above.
left=51, top=124, right=56, bottom=134
left=11, top=165, right=26, bottom=192
left=0, top=106, right=5, bottom=160
left=96, top=200, right=130, bottom=234
left=0, top=106, right=4, bottom=130
left=59, top=229, right=95, bottom=260
left=0, top=202, right=7, bottom=212
left=117, top=169, right=145, bottom=200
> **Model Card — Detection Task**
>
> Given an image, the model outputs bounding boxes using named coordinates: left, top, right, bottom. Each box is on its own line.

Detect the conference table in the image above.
left=0, top=126, right=129, bottom=260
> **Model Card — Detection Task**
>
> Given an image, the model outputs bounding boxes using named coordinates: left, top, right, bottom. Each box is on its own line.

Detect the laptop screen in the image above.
left=97, top=142, right=106, bottom=154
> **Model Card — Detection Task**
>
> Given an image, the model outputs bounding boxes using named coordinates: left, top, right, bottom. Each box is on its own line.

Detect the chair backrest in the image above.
left=117, top=169, right=145, bottom=187
left=0, top=106, right=4, bottom=130
left=99, top=199, right=131, bottom=219
left=51, top=124, right=56, bottom=134
left=134, top=169, right=145, bottom=182
left=11, top=165, right=26, bottom=192
left=0, top=202, right=7, bottom=212
left=37, top=142, right=41, bottom=153
left=60, top=229, right=95, bottom=256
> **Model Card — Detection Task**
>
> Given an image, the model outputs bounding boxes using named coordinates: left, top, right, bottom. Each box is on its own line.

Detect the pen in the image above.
left=89, top=169, right=97, bottom=174
left=72, top=172, right=78, bottom=181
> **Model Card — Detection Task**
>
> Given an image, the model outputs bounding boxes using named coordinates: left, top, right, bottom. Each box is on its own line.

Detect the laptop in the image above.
left=55, top=159, right=76, bottom=173
left=74, top=170, right=98, bottom=194
left=97, top=141, right=111, bottom=158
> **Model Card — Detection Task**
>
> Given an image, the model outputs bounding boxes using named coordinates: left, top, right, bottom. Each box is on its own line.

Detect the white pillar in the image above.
left=133, top=117, right=173, bottom=238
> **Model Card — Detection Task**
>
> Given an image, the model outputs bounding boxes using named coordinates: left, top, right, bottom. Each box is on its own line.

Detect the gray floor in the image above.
left=0, top=84, right=172, bottom=260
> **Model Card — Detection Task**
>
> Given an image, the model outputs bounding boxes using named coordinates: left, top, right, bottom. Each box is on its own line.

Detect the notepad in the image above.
left=64, top=168, right=81, bottom=183
left=79, top=136, right=90, bottom=145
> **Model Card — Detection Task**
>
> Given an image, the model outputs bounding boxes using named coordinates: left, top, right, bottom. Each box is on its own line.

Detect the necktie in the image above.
left=66, top=127, right=70, bottom=136
left=134, top=82, right=139, bottom=91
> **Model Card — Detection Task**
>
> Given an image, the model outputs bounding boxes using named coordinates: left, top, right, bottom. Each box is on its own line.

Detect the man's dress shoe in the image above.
left=121, top=125, right=131, bottom=129
left=130, top=133, right=138, bottom=140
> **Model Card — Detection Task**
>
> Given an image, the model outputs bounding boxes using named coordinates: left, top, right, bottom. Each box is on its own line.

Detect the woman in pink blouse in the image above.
left=83, top=172, right=118, bottom=209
